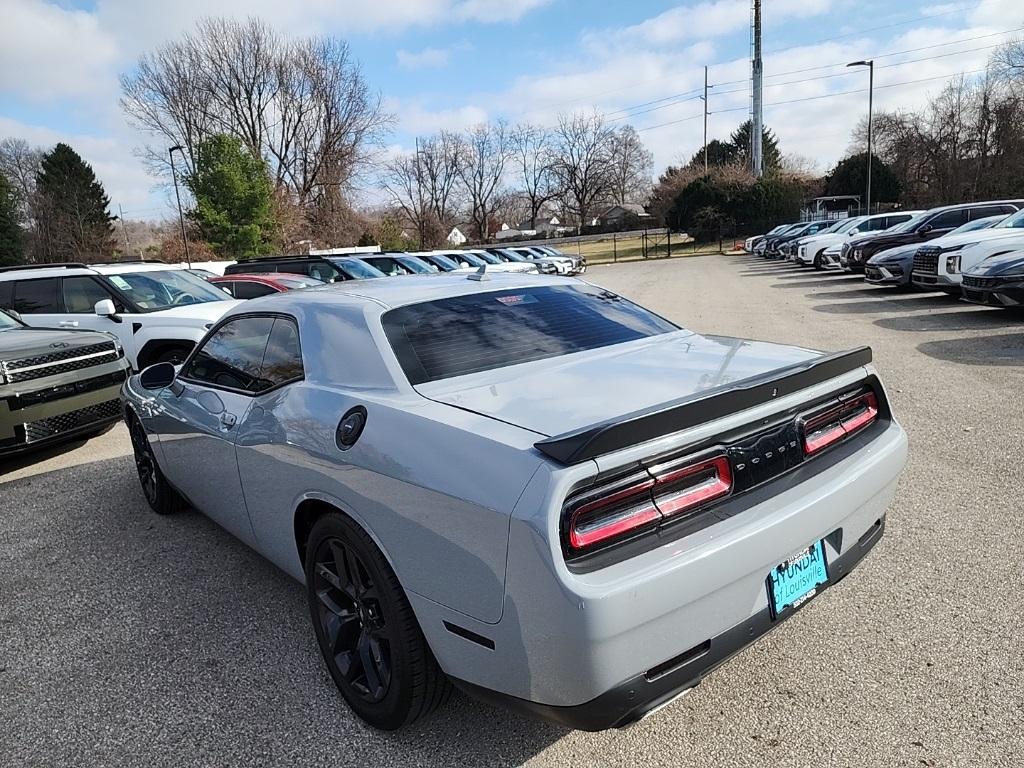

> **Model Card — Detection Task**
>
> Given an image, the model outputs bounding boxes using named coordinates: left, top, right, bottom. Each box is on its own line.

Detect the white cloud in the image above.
left=388, top=99, right=490, bottom=135
left=0, top=116, right=157, bottom=212
left=0, top=0, right=119, bottom=101
left=397, top=47, right=452, bottom=69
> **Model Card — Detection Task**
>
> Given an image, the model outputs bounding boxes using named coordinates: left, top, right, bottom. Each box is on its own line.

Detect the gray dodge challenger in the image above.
left=121, top=271, right=907, bottom=731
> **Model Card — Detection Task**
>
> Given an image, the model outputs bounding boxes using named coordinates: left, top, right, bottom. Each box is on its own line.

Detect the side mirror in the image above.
left=139, top=361, right=177, bottom=390
left=7, top=309, right=22, bottom=321
left=918, top=224, right=933, bottom=236
left=94, top=299, right=121, bottom=323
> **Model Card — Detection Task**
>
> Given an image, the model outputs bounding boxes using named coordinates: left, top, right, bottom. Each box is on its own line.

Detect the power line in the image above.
left=637, top=66, right=990, bottom=134
left=610, top=33, right=1021, bottom=125
left=509, top=2, right=993, bottom=124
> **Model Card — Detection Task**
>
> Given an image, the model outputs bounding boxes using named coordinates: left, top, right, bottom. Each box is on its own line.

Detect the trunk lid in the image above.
left=414, top=331, right=823, bottom=438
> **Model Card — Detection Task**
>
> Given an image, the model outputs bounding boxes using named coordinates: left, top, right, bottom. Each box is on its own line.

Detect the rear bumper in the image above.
left=416, top=419, right=907, bottom=723
left=453, top=513, right=886, bottom=731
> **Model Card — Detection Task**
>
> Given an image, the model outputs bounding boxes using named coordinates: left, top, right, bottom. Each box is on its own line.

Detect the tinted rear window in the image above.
left=383, top=285, right=678, bottom=385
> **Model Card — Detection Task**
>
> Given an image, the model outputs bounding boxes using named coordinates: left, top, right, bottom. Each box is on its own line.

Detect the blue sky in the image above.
left=1, top=0, right=1019, bottom=220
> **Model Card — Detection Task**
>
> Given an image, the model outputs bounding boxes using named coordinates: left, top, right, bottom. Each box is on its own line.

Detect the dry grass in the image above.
left=554, top=235, right=724, bottom=264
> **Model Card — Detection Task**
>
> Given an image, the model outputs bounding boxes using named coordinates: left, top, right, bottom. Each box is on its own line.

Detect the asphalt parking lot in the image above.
left=2, top=253, right=1022, bottom=767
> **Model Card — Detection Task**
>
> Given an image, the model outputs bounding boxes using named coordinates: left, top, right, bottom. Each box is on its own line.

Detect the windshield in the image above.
left=474, top=251, right=502, bottom=264
left=499, top=250, right=529, bottom=262
left=396, top=256, right=435, bottom=274
left=885, top=213, right=928, bottom=234
left=0, top=310, right=23, bottom=330
left=329, top=258, right=386, bottom=280
left=832, top=217, right=863, bottom=233
left=276, top=276, right=323, bottom=289
left=426, top=254, right=459, bottom=270
left=107, top=269, right=232, bottom=311
left=950, top=216, right=1002, bottom=235
left=994, top=208, right=1024, bottom=229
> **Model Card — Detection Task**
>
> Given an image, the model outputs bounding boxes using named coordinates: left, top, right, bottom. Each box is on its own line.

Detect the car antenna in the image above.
left=467, top=264, right=489, bottom=281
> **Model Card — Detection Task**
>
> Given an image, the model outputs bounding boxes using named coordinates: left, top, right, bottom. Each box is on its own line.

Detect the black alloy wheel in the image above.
left=126, top=412, right=184, bottom=515
left=305, top=514, right=451, bottom=730
left=312, top=536, right=393, bottom=703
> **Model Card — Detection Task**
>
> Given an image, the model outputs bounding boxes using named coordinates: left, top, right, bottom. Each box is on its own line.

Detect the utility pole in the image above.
left=168, top=145, right=192, bottom=268
left=702, top=66, right=712, bottom=176
left=414, top=136, right=426, bottom=250
left=751, top=0, right=764, bottom=178
left=117, top=204, right=131, bottom=256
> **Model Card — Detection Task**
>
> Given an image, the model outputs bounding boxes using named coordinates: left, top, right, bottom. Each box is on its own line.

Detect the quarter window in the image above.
left=11, top=278, right=60, bottom=314
left=260, top=318, right=304, bottom=387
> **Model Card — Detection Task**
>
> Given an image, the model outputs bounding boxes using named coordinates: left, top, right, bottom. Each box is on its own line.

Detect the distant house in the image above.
left=512, top=214, right=571, bottom=237
left=447, top=226, right=468, bottom=246
left=599, top=204, right=651, bottom=227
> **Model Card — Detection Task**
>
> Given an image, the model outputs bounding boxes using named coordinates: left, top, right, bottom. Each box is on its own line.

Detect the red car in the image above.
left=210, top=273, right=324, bottom=299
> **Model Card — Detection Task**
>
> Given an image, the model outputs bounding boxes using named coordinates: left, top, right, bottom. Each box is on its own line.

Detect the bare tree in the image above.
left=549, top=112, right=615, bottom=232
left=0, top=138, right=43, bottom=225
left=119, top=17, right=391, bottom=213
left=992, top=38, right=1024, bottom=83
left=511, top=124, right=556, bottom=229
left=382, top=134, right=463, bottom=249
left=607, top=125, right=653, bottom=205
left=456, top=121, right=512, bottom=241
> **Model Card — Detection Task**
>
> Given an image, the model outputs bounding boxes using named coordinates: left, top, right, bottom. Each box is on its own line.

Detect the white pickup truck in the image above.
left=0, top=262, right=240, bottom=370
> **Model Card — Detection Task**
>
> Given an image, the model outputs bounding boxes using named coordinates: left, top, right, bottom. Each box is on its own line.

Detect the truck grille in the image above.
left=3, top=341, right=120, bottom=384
left=913, top=247, right=941, bottom=274
left=23, top=399, right=121, bottom=443
left=962, top=275, right=1000, bottom=289
left=8, top=369, right=127, bottom=411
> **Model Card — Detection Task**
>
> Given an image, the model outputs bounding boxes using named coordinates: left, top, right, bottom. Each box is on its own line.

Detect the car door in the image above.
left=154, top=315, right=277, bottom=547
left=922, top=209, right=968, bottom=239
left=55, top=274, right=139, bottom=359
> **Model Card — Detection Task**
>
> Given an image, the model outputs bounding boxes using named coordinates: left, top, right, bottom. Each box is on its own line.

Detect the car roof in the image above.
left=925, top=200, right=1024, bottom=214
left=89, top=263, right=182, bottom=274
left=239, top=271, right=580, bottom=313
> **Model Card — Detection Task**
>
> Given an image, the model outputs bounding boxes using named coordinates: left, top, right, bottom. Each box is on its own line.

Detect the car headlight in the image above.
left=946, top=254, right=961, bottom=273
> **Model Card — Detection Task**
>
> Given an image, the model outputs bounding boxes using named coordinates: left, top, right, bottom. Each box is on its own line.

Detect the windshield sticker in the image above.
left=109, top=276, right=131, bottom=290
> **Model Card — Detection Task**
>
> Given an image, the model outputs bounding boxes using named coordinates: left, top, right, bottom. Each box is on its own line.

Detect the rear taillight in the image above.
left=801, top=390, right=879, bottom=456
left=566, top=455, right=732, bottom=554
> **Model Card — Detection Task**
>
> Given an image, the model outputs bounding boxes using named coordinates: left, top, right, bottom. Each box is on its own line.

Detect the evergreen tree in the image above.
left=727, top=120, right=782, bottom=173
left=824, top=153, right=901, bottom=204
left=34, top=142, right=115, bottom=262
left=0, top=173, right=23, bottom=266
left=186, top=134, right=273, bottom=260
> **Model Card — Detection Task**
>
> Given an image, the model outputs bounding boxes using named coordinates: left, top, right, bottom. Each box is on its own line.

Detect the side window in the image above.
left=12, top=278, right=60, bottom=314
left=216, top=282, right=236, bottom=297
left=233, top=281, right=276, bottom=300
left=259, top=318, right=304, bottom=389
left=306, top=262, right=338, bottom=283
left=970, top=205, right=1014, bottom=220
left=62, top=276, right=116, bottom=313
left=182, top=316, right=275, bottom=393
left=927, top=210, right=967, bottom=230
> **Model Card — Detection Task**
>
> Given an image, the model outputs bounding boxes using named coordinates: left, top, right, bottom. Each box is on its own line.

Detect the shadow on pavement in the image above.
left=916, top=332, right=1024, bottom=366
left=876, top=309, right=1019, bottom=332
left=812, top=295, right=957, bottom=315
left=0, top=458, right=565, bottom=766
left=0, top=424, right=117, bottom=480
left=772, top=277, right=866, bottom=289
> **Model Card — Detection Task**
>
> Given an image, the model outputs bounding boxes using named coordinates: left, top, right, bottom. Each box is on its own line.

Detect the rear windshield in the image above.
left=383, top=284, right=678, bottom=385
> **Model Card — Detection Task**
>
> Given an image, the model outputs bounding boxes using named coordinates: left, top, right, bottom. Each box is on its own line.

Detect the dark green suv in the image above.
left=1, top=309, right=130, bottom=457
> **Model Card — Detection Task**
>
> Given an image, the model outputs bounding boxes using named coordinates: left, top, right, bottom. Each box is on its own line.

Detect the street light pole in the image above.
left=847, top=60, right=874, bottom=215
left=168, top=145, right=192, bottom=268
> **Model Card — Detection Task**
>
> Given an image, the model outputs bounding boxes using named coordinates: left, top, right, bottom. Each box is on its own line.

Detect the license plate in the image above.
left=767, top=540, right=828, bottom=618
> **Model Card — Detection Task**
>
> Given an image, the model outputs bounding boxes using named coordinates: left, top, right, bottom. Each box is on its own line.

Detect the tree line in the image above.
left=382, top=114, right=654, bottom=249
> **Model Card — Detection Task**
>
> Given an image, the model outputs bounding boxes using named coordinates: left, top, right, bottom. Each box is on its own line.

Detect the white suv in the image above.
left=0, top=262, right=240, bottom=370
left=799, top=212, right=922, bottom=268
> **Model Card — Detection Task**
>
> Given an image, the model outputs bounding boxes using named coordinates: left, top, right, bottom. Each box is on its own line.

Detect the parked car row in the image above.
left=744, top=198, right=1024, bottom=310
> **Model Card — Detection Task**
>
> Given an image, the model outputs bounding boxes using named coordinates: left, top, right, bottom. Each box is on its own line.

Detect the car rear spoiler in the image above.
left=534, top=346, right=874, bottom=465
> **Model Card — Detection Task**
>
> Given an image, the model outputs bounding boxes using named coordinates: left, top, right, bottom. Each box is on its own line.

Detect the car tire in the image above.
left=813, top=251, right=826, bottom=270
left=305, top=513, right=452, bottom=730
left=126, top=411, right=186, bottom=516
